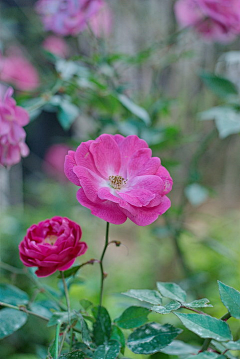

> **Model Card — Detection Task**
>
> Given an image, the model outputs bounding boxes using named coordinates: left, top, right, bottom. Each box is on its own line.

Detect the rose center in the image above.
left=109, top=175, right=128, bottom=190
left=44, top=235, right=58, bottom=245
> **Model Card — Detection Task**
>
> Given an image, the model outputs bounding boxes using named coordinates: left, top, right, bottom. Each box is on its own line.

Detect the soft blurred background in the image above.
left=0, top=0, right=240, bottom=358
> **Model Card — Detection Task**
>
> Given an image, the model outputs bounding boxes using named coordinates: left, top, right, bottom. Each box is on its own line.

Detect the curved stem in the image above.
left=99, top=222, right=110, bottom=306
left=0, top=301, right=49, bottom=321
left=200, top=312, right=231, bottom=352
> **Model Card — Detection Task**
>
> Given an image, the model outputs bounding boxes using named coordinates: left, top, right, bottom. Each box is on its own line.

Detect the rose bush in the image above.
left=0, top=47, right=39, bottom=91
left=42, top=36, right=69, bottom=58
left=36, top=0, right=104, bottom=36
left=64, top=134, right=173, bottom=226
left=175, top=0, right=240, bottom=42
left=0, top=86, right=29, bottom=167
left=19, top=216, right=87, bottom=277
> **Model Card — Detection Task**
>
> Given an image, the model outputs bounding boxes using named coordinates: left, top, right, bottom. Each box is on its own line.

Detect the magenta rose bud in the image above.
left=19, top=216, right=88, bottom=277
left=175, top=0, right=240, bottom=43
left=64, top=134, right=173, bottom=226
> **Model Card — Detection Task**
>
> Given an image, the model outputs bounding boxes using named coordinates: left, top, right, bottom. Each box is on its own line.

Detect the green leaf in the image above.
left=92, top=306, right=112, bottom=346
left=157, top=282, right=187, bottom=302
left=117, top=94, right=150, bottom=124
left=58, top=266, right=81, bottom=278
left=160, top=340, right=199, bottom=355
left=79, top=299, right=93, bottom=311
left=59, top=351, right=86, bottom=359
left=73, top=343, right=93, bottom=358
left=185, top=184, right=209, bottom=207
left=127, top=322, right=182, bottom=355
left=114, top=306, right=150, bottom=329
left=200, top=106, right=240, bottom=138
left=218, top=281, right=240, bottom=319
left=175, top=313, right=232, bottom=341
left=200, top=72, right=238, bottom=98
left=184, top=298, right=213, bottom=309
left=29, top=303, right=52, bottom=319
left=93, top=340, right=121, bottom=359
left=223, top=340, right=240, bottom=350
left=75, top=313, right=91, bottom=346
left=0, top=308, right=28, bottom=339
left=0, top=284, right=29, bottom=306
left=110, top=325, right=125, bottom=353
left=47, top=311, right=76, bottom=327
left=186, top=353, right=225, bottom=359
left=212, top=341, right=236, bottom=359
left=122, top=289, right=162, bottom=305
left=58, top=99, right=79, bottom=130
left=151, top=300, right=181, bottom=314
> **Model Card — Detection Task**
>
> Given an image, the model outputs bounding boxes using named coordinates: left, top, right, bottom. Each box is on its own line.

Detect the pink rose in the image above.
left=19, top=216, right=88, bottom=277
left=89, top=3, right=113, bottom=38
left=0, top=86, right=30, bottom=167
left=36, top=0, right=104, bottom=36
left=43, top=144, right=72, bottom=182
left=0, top=47, right=39, bottom=91
left=175, top=0, right=240, bottom=42
left=42, top=36, right=70, bottom=58
left=64, top=134, right=173, bottom=226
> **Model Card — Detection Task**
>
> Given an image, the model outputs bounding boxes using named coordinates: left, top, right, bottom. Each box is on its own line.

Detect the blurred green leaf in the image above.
left=114, top=306, right=150, bottom=329
left=185, top=184, right=209, bottom=207
left=122, top=289, right=162, bottom=305
left=127, top=322, right=182, bottom=354
left=58, top=98, right=79, bottom=130
left=157, top=282, right=187, bottom=302
left=175, top=313, right=232, bottom=341
left=117, top=94, right=150, bottom=124
left=92, top=340, right=121, bottom=359
left=200, top=106, right=240, bottom=138
left=200, top=72, right=238, bottom=98
left=151, top=300, right=181, bottom=314
left=29, top=303, right=52, bottom=319
left=212, top=340, right=237, bottom=359
left=218, top=281, right=240, bottom=319
left=79, top=299, right=93, bottom=311
left=160, top=340, right=199, bottom=355
left=0, top=308, right=28, bottom=339
left=92, top=306, right=111, bottom=346
left=0, top=284, right=29, bottom=306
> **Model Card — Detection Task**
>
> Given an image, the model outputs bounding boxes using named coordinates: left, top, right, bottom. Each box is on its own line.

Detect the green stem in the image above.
left=54, top=322, right=61, bottom=359
left=200, top=312, right=231, bottom=352
left=99, top=222, right=110, bottom=306
left=60, top=272, right=71, bottom=323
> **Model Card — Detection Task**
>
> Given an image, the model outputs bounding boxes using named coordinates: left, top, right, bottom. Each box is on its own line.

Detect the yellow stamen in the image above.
left=109, top=175, right=128, bottom=190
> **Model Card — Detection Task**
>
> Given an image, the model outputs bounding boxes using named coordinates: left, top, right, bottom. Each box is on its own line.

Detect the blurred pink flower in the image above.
left=19, top=216, right=87, bottom=277
left=0, top=86, right=29, bottom=167
left=44, top=144, right=72, bottom=182
left=64, top=134, right=172, bottom=226
left=89, top=3, right=113, bottom=38
left=175, top=0, right=240, bottom=42
left=43, top=36, right=70, bottom=58
left=0, top=48, right=39, bottom=91
left=36, top=0, right=104, bottom=36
